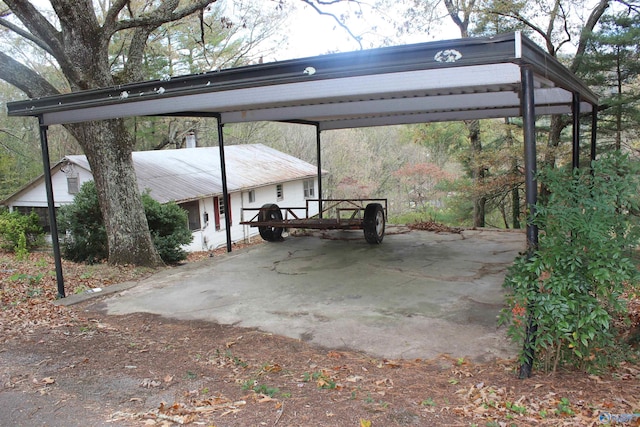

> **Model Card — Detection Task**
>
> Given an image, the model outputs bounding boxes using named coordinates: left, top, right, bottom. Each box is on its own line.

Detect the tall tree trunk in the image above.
left=0, top=0, right=219, bottom=267
left=67, top=120, right=163, bottom=266
left=505, top=118, right=521, bottom=229
left=467, top=119, right=485, bottom=227
left=539, top=114, right=569, bottom=202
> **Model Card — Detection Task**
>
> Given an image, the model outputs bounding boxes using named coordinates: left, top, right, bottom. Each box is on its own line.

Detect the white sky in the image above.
left=277, top=2, right=462, bottom=60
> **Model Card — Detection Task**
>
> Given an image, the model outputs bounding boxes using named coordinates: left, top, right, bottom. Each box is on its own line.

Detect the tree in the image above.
left=580, top=10, right=640, bottom=152
left=0, top=0, right=225, bottom=266
left=478, top=0, right=613, bottom=184
left=59, top=181, right=192, bottom=264
left=399, top=0, right=622, bottom=203
left=0, top=0, right=370, bottom=267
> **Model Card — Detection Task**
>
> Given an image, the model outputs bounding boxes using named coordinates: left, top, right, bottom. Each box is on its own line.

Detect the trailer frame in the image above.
left=240, top=198, right=387, bottom=243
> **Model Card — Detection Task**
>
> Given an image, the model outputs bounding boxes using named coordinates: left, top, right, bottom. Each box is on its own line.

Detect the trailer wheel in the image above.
left=258, top=203, right=284, bottom=242
left=363, top=203, right=385, bottom=244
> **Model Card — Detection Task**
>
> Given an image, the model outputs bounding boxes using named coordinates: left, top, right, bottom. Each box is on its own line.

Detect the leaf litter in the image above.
left=1, top=249, right=639, bottom=426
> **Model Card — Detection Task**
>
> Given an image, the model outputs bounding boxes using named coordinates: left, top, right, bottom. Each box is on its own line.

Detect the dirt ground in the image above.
left=1, top=244, right=640, bottom=427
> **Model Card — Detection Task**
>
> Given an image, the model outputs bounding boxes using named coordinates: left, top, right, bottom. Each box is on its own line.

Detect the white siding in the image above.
left=182, top=177, right=319, bottom=252
left=9, top=167, right=93, bottom=208
left=5, top=160, right=320, bottom=253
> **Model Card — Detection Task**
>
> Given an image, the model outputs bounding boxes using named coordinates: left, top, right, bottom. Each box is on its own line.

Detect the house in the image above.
left=1, top=144, right=322, bottom=252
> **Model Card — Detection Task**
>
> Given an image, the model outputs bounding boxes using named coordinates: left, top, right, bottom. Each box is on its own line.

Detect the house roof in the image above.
left=6, top=32, right=597, bottom=130
left=2, top=144, right=320, bottom=206
left=72, top=144, right=319, bottom=204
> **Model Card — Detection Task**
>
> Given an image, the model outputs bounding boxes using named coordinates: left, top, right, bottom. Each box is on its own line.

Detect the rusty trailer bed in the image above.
left=240, top=199, right=387, bottom=244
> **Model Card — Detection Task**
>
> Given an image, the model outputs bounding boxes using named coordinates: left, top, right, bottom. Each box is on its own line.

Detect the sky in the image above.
left=274, top=1, right=462, bottom=60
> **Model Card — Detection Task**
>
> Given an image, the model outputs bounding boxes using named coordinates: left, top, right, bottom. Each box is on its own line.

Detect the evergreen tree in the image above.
left=580, top=10, right=640, bottom=152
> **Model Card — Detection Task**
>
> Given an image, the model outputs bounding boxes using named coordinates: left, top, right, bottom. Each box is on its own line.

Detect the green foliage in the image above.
left=0, top=209, right=44, bottom=253
left=500, top=152, right=640, bottom=372
left=59, top=181, right=192, bottom=264
left=15, top=232, right=29, bottom=261
left=141, top=193, right=192, bottom=264
left=58, top=181, right=108, bottom=263
left=580, top=11, right=640, bottom=149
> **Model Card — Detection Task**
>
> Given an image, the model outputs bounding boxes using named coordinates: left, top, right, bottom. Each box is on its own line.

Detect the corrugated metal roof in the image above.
left=7, top=33, right=597, bottom=129
left=65, top=144, right=320, bottom=204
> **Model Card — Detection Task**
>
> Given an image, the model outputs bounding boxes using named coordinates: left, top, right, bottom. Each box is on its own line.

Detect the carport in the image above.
left=7, top=32, right=597, bottom=372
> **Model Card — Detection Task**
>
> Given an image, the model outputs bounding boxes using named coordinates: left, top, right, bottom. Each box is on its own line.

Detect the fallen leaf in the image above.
left=360, top=419, right=372, bottom=427
left=41, top=377, right=55, bottom=385
left=383, top=359, right=401, bottom=368
left=140, top=378, right=161, bottom=388
left=375, top=378, right=393, bottom=387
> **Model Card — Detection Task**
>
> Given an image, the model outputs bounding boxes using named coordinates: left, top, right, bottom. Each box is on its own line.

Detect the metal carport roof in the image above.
left=8, top=32, right=596, bottom=129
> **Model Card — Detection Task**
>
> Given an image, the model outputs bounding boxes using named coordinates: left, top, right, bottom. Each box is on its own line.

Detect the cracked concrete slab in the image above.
left=95, top=228, right=526, bottom=362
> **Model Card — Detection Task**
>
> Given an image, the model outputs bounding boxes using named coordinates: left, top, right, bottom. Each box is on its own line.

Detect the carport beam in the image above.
left=38, top=117, right=65, bottom=298
left=216, top=117, right=233, bottom=253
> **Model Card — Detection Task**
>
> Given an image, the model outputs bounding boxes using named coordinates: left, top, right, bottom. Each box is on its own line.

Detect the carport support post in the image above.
left=591, top=108, right=598, bottom=164
left=38, top=117, right=65, bottom=298
left=315, top=124, right=323, bottom=219
left=216, top=117, right=233, bottom=253
left=572, top=92, right=581, bottom=169
left=519, top=65, right=538, bottom=379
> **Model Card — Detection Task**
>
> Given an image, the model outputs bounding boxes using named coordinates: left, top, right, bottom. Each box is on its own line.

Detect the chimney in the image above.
left=185, top=132, right=196, bottom=149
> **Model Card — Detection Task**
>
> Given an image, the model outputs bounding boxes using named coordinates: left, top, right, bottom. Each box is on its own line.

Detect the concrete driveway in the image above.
left=96, top=227, right=525, bottom=362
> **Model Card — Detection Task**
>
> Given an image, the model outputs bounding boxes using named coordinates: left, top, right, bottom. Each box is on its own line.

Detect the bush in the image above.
left=0, top=209, right=45, bottom=253
left=142, top=193, right=192, bottom=264
left=58, top=181, right=107, bottom=263
left=500, top=152, right=640, bottom=372
left=59, top=181, right=193, bottom=264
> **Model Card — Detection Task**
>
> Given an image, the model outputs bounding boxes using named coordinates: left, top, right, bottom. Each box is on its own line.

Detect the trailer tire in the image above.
left=258, top=203, right=284, bottom=242
left=363, top=203, right=385, bottom=244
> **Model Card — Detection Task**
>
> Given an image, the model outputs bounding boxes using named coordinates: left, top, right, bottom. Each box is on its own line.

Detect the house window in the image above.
left=179, top=201, right=201, bottom=231
left=67, top=177, right=79, bottom=194
left=15, top=207, right=51, bottom=233
left=248, top=190, right=255, bottom=203
left=303, top=179, right=315, bottom=198
left=218, top=196, right=225, bottom=216
left=214, top=195, right=231, bottom=231
left=276, top=184, right=283, bottom=201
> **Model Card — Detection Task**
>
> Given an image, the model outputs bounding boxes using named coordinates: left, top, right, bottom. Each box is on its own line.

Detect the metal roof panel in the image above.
left=7, top=32, right=597, bottom=128
left=67, top=144, right=319, bottom=204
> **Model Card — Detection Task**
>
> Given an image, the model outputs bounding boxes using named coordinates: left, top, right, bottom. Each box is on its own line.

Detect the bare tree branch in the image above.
left=572, top=0, right=610, bottom=72
left=0, top=16, right=55, bottom=56
left=2, top=0, right=63, bottom=57
left=299, top=0, right=363, bottom=48
left=103, top=0, right=130, bottom=29
left=0, top=51, right=59, bottom=98
left=112, top=0, right=218, bottom=33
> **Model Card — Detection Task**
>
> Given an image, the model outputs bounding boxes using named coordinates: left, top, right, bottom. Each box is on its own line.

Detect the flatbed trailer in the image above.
left=240, top=199, right=387, bottom=244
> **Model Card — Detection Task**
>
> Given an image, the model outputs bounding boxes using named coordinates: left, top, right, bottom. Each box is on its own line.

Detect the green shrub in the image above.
left=58, top=181, right=107, bottom=263
left=59, top=181, right=193, bottom=264
left=0, top=209, right=44, bottom=253
left=142, top=193, right=192, bottom=264
left=500, top=152, right=640, bottom=372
